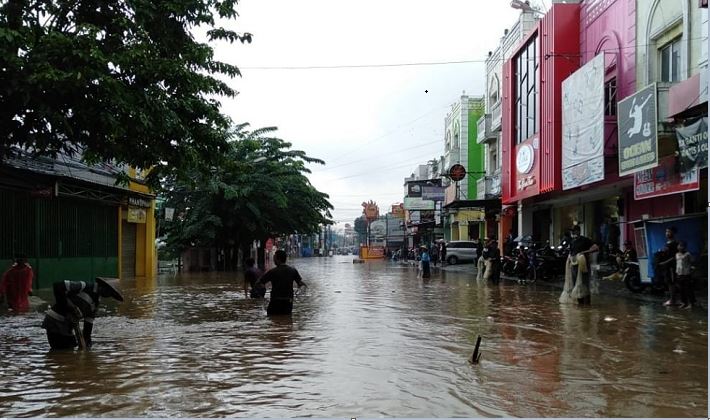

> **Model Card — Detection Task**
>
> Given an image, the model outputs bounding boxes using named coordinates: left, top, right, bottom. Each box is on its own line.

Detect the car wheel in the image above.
left=447, top=256, right=458, bottom=265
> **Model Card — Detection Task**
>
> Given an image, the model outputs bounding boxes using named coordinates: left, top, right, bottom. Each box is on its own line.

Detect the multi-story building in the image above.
left=498, top=0, right=707, bottom=282
left=403, top=160, right=445, bottom=247
left=442, top=94, right=488, bottom=241
left=478, top=9, right=539, bottom=243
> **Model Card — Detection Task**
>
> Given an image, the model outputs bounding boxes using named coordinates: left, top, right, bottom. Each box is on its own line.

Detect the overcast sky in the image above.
left=211, top=0, right=547, bottom=229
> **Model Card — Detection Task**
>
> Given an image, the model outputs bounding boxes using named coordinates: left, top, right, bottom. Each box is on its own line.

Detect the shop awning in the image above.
left=627, top=212, right=706, bottom=225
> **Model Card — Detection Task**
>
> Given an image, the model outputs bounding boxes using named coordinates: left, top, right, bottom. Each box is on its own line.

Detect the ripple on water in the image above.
left=0, top=258, right=706, bottom=417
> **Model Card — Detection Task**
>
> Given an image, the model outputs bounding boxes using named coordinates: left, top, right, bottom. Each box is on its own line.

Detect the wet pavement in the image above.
left=0, top=256, right=707, bottom=417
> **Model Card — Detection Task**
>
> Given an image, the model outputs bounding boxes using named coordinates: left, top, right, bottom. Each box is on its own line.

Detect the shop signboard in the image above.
left=386, top=218, right=405, bottom=239
left=127, top=206, right=147, bottom=223
left=634, top=155, right=699, bottom=200
left=422, top=186, right=445, bottom=201
left=676, top=117, right=708, bottom=171
left=370, top=220, right=387, bottom=238
left=562, top=53, right=605, bottom=189
left=391, top=203, right=405, bottom=218
left=404, top=197, right=435, bottom=210
left=618, top=84, right=658, bottom=176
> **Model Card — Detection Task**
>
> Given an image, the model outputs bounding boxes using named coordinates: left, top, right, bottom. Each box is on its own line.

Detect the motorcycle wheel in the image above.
left=624, top=272, right=646, bottom=293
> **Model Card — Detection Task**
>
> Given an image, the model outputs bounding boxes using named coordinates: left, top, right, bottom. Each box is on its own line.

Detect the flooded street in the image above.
left=0, top=256, right=707, bottom=417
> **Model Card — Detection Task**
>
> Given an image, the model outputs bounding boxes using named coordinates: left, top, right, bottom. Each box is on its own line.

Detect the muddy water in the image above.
left=0, top=256, right=706, bottom=417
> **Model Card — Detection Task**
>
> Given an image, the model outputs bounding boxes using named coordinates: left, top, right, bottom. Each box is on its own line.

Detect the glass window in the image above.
left=514, top=35, right=539, bottom=144
left=659, top=38, right=682, bottom=82
left=604, top=78, right=617, bottom=116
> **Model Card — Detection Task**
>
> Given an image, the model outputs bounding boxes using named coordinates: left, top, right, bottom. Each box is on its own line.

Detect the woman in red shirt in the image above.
left=0, top=255, right=34, bottom=312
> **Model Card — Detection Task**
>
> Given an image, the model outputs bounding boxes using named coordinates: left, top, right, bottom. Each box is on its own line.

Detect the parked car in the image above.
left=445, top=241, right=479, bottom=265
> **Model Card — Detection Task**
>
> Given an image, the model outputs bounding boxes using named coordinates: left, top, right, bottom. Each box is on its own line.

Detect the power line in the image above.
left=326, top=103, right=451, bottom=164
left=239, top=37, right=709, bottom=70
left=313, top=138, right=443, bottom=172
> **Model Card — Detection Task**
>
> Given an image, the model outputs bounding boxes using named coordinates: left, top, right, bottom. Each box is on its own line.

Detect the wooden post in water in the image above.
left=471, top=335, right=482, bottom=364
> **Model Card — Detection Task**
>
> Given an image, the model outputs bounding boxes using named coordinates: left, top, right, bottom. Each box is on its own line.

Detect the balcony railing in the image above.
left=476, top=114, right=496, bottom=144
left=490, top=101, right=502, bottom=131
left=476, top=174, right=502, bottom=200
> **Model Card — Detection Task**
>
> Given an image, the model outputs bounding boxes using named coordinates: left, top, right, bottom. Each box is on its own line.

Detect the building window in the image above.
left=659, top=38, right=681, bottom=83
left=489, top=74, right=500, bottom=105
left=491, top=149, right=498, bottom=172
left=445, top=131, right=451, bottom=151
left=514, top=35, right=539, bottom=144
left=604, top=78, right=617, bottom=116
left=454, top=122, right=460, bottom=149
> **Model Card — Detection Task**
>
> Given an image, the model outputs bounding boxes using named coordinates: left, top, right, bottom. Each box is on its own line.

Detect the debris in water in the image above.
left=470, top=336, right=482, bottom=365
left=486, top=316, right=494, bottom=322
left=334, top=291, right=341, bottom=293
left=673, top=348, right=686, bottom=354
left=604, top=316, right=617, bottom=322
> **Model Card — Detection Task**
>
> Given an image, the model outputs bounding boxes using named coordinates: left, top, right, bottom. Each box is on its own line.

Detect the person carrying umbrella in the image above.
left=41, top=277, right=124, bottom=350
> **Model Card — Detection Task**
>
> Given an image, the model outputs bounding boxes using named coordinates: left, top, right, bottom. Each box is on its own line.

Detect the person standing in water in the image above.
left=256, top=250, right=307, bottom=315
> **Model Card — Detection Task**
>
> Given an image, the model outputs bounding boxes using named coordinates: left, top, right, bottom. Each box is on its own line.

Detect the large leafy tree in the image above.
left=161, top=124, right=333, bottom=268
left=0, top=0, right=251, bottom=182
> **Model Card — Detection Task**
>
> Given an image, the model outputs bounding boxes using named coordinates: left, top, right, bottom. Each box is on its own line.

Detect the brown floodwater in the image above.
left=0, top=256, right=707, bottom=417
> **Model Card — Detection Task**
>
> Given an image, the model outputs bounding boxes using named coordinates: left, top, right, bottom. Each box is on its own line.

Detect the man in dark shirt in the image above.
left=256, top=250, right=306, bottom=316
left=568, top=225, right=599, bottom=305
left=244, top=258, right=265, bottom=298
left=41, top=277, right=124, bottom=350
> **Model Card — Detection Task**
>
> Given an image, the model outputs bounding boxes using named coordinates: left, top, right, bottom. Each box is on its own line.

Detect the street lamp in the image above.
left=510, top=0, right=545, bottom=15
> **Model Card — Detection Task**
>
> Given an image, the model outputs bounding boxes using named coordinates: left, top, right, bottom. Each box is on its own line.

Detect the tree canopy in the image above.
left=0, top=0, right=250, bottom=182
left=160, top=124, right=333, bottom=258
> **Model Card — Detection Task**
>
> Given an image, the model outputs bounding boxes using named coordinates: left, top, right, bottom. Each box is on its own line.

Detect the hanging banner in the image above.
left=618, top=84, right=659, bottom=176
left=634, top=155, right=699, bottom=200
left=164, top=207, right=175, bottom=222
left=562, top=53, right=606, bottom=190
left=676, top=117, right=708, bottom=171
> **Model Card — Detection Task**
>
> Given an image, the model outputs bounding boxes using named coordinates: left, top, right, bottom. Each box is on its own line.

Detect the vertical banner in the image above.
left=562, top=54, right=606, bottom=190
left=618, top=84, right=658, bottom=176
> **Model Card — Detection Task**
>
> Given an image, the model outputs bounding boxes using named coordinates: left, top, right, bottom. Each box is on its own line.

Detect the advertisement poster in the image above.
left=634, top=155, right=699, bottom=200
left=404, top=197, right=435, bottom=210
left=562, top=53, right=605, bottom=190
left=618, top=84, right=658, bottom=176
left=676, top=117, right=708, bottom=171
left=127, top=207, right=147, bottom=223
left=422, top=186, right=445, bottom=201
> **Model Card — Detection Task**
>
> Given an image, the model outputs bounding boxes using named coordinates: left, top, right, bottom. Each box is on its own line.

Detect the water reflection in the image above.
left=0, top=256, right=706, bottom=417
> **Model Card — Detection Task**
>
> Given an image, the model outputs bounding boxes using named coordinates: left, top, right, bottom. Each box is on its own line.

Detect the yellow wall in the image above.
left=126, top=170, right=157, bottom=278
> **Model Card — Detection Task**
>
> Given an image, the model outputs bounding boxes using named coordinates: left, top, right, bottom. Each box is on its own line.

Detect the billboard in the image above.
left=422, top=186, right=445, bottom=201
left=404, top=197, right=435, bottom=210
left=562, top=54, right=605, bottom=190
left=618, top=84, right=658, bottom=176
left=634, top=155, right=699, bottom=200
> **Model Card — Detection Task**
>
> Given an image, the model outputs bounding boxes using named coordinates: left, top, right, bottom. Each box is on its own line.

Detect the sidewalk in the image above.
left=439, top=262, right=708, bottom=309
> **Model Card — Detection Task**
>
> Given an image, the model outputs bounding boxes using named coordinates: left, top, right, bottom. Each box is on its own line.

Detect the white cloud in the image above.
left=213, top=0, right=522, bottom=224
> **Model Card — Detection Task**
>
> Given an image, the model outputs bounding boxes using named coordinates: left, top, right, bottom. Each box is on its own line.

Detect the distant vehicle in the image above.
left=445, top=241, right=479, bottom=265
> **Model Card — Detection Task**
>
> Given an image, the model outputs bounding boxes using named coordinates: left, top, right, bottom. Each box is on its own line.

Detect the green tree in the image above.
left=161, top=124, right=333, bottom=269
left=353, top=216, right=367, bottom=245
left=0, top=0, right=251, bottom=183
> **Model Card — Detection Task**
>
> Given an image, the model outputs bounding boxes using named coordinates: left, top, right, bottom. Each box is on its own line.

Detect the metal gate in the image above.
left=121, top=220, right=137, bottom=279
